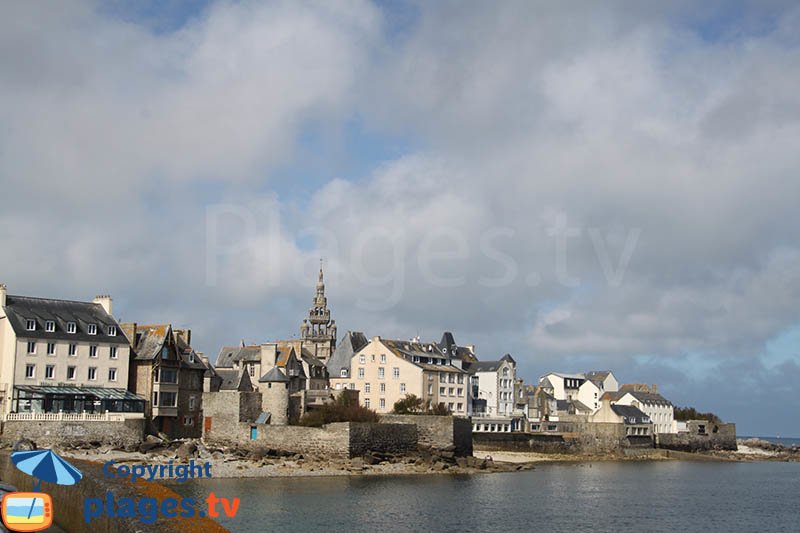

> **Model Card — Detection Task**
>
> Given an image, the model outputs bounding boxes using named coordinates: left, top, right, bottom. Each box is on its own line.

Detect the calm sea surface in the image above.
left=171, top=461, right=800, bottom=532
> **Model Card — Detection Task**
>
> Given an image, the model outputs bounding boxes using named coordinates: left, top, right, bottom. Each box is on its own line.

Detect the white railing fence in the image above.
left=3, top=411, right=143, bottom=422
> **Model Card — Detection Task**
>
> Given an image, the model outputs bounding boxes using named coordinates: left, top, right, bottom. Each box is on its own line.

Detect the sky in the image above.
left=1, top=0, right=799, bottom=436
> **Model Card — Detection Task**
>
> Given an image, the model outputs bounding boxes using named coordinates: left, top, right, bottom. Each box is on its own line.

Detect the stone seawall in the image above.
left=0, top=451, right=224, bottom=533
left=657, top=422, right=737, bottom=452
left=380, top=415, right=473, bottom=456
left=349, top=422, right=418, bottom=457
left=474, top=423, right=654, bottom=455
left=1, top=418, right=144, bottom=448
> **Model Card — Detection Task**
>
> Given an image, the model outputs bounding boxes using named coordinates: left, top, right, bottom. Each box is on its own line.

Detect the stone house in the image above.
left=0, top=285, right=144, bottom=415
left=591, top=400, right=653, bottom=437
left=121, top=323, right=208, bottom=438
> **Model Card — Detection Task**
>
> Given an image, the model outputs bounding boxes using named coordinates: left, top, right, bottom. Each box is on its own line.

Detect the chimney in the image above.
left=652, top=384, right=658, bottom=393
left=197, top=352, right=209, bottom=366
left=93, top=295, right=113, bottom=316
left=0, top=283, right=6, bottom=307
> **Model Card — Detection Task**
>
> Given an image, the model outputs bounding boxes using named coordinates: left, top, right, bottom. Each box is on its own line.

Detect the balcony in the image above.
left=152, top=405, right=177, bottom=417
left=153, top=381, right=179, bottom=393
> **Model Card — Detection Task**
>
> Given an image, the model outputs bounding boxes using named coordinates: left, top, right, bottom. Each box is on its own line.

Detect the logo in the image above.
left=1, top=493, right=53, bottom=532
left=2, top=449, right=82, bottom=532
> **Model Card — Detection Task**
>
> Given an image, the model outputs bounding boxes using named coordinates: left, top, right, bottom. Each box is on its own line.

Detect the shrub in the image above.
left=674, top=406, right=722, bottom=423
left=297, top=392, right=379, bottom=427
left=392, top=394, right=452, bottom=416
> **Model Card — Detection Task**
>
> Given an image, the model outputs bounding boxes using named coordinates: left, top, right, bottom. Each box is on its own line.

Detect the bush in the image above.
left=674, top=406, right=722, bottom=423
left=297, top=392, right=379, bottom=427
left=392, top=394, right=452, bottom=416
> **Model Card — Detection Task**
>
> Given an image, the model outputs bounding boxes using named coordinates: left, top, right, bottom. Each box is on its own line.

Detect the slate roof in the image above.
left=437, top=332, right=479, bottom=363
left=216, top=369, right=252, bottom=391
left=3, top=295, right=128, bottom=344
left=215, top=345, right=260, bottom=368
left=128, top=324, right=170, bottom=361
left=570, top=400, right=593, bottom=413
left=259, top=366, right=289, bottom=383
left=327, top=331, right=368, bottom=376
left=381, top=338, right=469, bottom=374
left=624, top=391, right=673, bottom=407
left=466, top=354, right=514, bottom=374
left=611, top=404, right=651, bottom=424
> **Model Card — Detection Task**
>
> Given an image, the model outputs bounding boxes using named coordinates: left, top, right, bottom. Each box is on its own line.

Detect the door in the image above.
left=250, top=426, right=258, bottom=440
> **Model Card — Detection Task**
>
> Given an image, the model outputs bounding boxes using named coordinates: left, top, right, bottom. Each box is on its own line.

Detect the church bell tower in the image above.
left=300, top=262, right=337, bottom=362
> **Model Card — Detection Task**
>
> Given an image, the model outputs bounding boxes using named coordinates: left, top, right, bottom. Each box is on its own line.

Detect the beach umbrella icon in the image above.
left=10, top=449, right=82, bottom=492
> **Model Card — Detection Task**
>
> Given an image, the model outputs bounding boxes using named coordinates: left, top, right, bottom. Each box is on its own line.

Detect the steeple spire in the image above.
left=300, top=260, right=336, bottom=362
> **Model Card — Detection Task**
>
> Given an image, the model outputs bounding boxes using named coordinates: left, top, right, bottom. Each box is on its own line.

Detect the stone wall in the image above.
left=1, top=418, right=144, bottom=448
left=349, top=422, right=417, bottom=457
left=380, top=415, right=473, bottom=456
left=657, top=421, right=737, bottom=451
left=253, top=423, right=351, bottom=459
left=202, top=390, right=261, bottom=444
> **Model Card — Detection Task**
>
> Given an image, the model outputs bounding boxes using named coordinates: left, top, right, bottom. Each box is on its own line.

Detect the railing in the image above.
left=3, top=411, right=143, bottom=422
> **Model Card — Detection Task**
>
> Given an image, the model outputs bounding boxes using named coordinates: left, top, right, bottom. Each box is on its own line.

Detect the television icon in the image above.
left=1, top=492, right=53, bottom=532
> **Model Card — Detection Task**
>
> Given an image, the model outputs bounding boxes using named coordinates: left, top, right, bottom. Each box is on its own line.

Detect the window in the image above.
left=349, top=383, right=355, bottom=390
left=335, top=383, right=342, bottom=390
left=439, top=372, right=446, bottom=381
left=67, top=366, right=76, bottom=380
left=160, top=392, right=177, bottom=407
left=107, top=325, right=117, bottom=336
left=249, top=365, right=255, bottom=377
left=88, top=324, right=97, bottom=335
left=365, top=383, right=371, bottom=393
left=457, top=403, right=463, bottom=411
left=161, top=347, right=169, bottom=359
left=364, top=398, right=370, bottom=408
left=110, top=346, right=118, bottom=359
left=45, top=365, right=55, bottom=379
left=152, top=392, right=158, bottom=406
left=25, top=364, right=35, bottom=379
left=27, top=342, right=36, bottom=354
left=379, top=399, right=385, bottom=409
left=189, top=353, right=195, bottom=363
left=358, top=368, right=365, bottom=379
left=156, top=368, right=178, bottom=384
left=67, top=322, right=76, bottom=334
left=379, top=383, right=385, bottom=394
left=189, top=396, right=197, bottom=410
left=340, top=369, right=347, bottom=377
left=457, top=374, right=464, bottom=384
left=400, top=383, right=406, bottom=393
left=45, top=320, right=55, bottom=332
left=25, top=319, right=36, bottom=331
left=449, top=387, right=454, bottom=396
left=457, top=388, right=463, bottom=396
left=89, top=346, right=98, bottom=358
left=448, top=402, right=454, bottom=410
left=183, top=416, right=194, bottom=426
left=108, top=368, right=117, bottom=381
left=359, top=354, right=365, bottom=364
left=88, top=367, right=97, bottom=380
left=47, top=343, right=56, bottom=356
left=378, top=368, right=385, bottom=379
left=380, top=354, right=386, bottom=364
left=448, top=374, right=455, bottom=383
left=392, top=367, right=400, bottom=379
left=439, top=387, right=445, bottom=395
left=68, top=344, right=77, bottom=356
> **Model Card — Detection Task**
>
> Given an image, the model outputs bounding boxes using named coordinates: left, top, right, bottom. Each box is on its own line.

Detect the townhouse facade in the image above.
left=603, top=384, right=675, bottom=434
left=0, top=286, right=144, bottom=415
left=121, top=323, right=208, bottom=438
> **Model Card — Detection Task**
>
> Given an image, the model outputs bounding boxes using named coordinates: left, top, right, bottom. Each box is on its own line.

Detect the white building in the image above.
left=538, top=371, right=619, bottom=413
left=604, top=385, right=675, bottom=434
left=0, top=285, right=144, bottom=415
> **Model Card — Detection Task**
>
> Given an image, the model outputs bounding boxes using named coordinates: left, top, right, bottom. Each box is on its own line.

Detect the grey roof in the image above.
left=625, top=391, right=672, bottom=407
left=556, top=399, right=569, bottom=411
left=611, top=404, right=651, bottom=424
left=3, top=295, right=128, bottom=344
left=215, top=345, right=261, bottom=368
left=255, top=412, right=271, bottom=425
left=570, top=399, right=593, bottom=413
left=468, top=361, right=501, bottom=372
left=259, top=366, right=289, bottom=383
left=328, top=331, right=369, bottom=378
left=128, top=325, right=170, bottom=361
left=216, top=369, right=252, bottom=391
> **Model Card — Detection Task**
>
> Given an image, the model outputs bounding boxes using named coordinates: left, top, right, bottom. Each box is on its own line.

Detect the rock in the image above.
left=364, top=454, right=380, bottom=465
left=442, top=445, right=456, bottom=453
left=440, top=450, right=455, bottom=460
left=139, top=441, right=162, bottom=453
left=12, top=439, right=36, bottom=451
left=455, top=457, right=468, bottom=468
left=176, top=442, right=198, bottom=460
left=350, top=457, right=365, bottom=468
left=292, top=454, right=304, bottom=461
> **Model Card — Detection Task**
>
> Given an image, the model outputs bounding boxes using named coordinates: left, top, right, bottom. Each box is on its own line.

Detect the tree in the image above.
left=393, top=394, right=424, bottom=414
left=674, top=406, right=722, bottom=423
